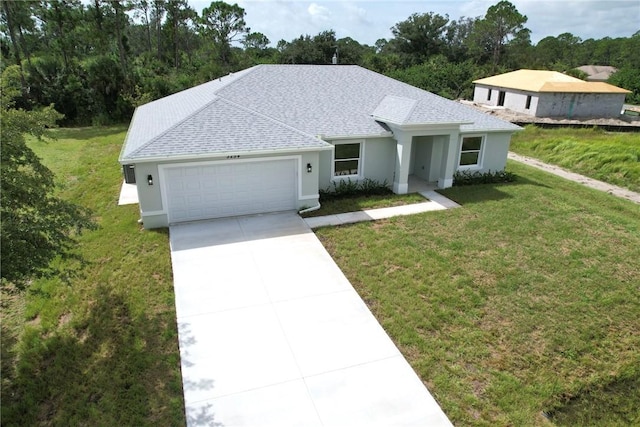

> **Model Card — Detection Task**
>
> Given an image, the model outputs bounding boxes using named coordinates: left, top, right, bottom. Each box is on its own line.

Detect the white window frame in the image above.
left=331, top=140, right=364, bottom=180
left=458, top=134, right=485, bottom=170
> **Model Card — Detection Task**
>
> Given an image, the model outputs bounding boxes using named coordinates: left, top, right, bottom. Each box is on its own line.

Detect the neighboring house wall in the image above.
left=473, top=85, right=539, bottom=116
left=475, top=84, right=625, bottom=118
left=536, top=92, right=626, bottom=118
left=473, top=85, right=492, bottom=105
left=135, top=151, right=322, bottom=228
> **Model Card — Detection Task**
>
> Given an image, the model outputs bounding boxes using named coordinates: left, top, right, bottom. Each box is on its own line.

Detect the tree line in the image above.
left=1, top=0, right=639, bottom=126
left=1, top=0, right=639, bottom=286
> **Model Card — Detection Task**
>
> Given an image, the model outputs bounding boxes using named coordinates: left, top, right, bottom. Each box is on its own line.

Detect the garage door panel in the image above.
left=165, top=159, right=297, bottom=223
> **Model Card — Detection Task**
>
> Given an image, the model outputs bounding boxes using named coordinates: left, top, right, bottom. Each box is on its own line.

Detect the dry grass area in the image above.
left=510, top=126, right=640, bottom=193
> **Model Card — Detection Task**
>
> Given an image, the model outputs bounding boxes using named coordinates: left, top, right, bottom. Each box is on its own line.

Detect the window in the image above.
left=487, top=89, right=492, bottom=101
left=459, top=136, right=483, bottom=168
left=498, top=91, right=506, bottom=106
left=333, top=142, right=361, bottom=177
left=525, top=95, right=532, bottom=109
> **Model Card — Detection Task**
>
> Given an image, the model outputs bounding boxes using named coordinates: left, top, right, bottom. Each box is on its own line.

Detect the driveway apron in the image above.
left=169, top=212, right=452, bottom=427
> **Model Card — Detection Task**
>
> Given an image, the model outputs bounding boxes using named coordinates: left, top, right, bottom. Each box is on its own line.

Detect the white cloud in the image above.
left=308, top=2, right=331, bottom=22
left=191, top=0, right=639, bottom=47
left=343, top=2, right=370, bottom=24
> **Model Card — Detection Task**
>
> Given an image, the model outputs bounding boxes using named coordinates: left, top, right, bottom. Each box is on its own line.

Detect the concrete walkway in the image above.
left=170, top=213, right=453, bottom=427
left=508, top=152, right=640, bottom=204
left=118, top=181, right=138, bottom=205
left=304, top=189, right=460, bottom=228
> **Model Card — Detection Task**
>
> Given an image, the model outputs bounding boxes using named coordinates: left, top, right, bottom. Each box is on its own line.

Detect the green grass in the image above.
left=510, top=125, right=640, bottom=192
left=315, top=160, right=640, bottom=426
left=1, top=126, right=185, bottom=426
left=3, top=126, right=639, bottom=426
left=301, top=193, right=428, bottom=217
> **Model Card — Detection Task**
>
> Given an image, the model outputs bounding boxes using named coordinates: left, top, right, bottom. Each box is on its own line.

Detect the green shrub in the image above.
left=453, top=169, right=516, bottom=186
left=320, top=178, right=392, bottom=200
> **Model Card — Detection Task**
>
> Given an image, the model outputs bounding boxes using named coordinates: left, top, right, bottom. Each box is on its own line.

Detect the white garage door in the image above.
left=164, top=159, right=297, bottom=223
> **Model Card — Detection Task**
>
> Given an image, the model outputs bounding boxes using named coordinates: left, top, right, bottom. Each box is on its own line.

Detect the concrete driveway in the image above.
left=170, top=212, right=452, bottom=427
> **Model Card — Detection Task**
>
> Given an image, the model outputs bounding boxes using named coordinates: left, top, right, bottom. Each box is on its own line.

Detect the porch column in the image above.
left=438, top=131, right=459, bottom=189
left=393, top=133, right=412, bottom=194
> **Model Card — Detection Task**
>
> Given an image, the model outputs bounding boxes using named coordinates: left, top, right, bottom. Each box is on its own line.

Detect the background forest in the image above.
left=2, top=0, right=639, bottom=126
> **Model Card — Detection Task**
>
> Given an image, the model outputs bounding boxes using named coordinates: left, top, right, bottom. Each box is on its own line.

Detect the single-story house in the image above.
left=472, top=69, right=630, bottom=119
left=576, top=65, right=618, bottom=82
left=120, top=64, right=520, bottom=229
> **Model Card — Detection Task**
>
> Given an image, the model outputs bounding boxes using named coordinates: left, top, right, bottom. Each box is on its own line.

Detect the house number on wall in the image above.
left=226, top=155, right=241, bottom=159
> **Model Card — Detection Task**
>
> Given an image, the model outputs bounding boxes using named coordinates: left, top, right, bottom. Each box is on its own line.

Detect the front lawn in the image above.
left=510, top=125, right=640, bottom=192
left=301, top=193, right=427, bottom=217
left=3, top=126, right=639, bottom=426
left=1, top=126, right=185, bottom=426
left=316, top=160, right=640, bottom=426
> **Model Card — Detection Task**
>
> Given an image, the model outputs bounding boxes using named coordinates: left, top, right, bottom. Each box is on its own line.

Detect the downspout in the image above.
left=298, top=203, right=321, bottom=214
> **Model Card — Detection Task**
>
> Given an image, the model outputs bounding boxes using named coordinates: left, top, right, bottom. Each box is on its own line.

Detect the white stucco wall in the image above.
left=133, top=130, right=515, bottom=228
left=452, top=131, right=512, bottom=175
left=471, top=132, right=512, bottom=173
left=134, top=151, right=323, bottom=228
left=410, top=135, right=447, bottom=182
left=319, top=137, right=396, bottom=190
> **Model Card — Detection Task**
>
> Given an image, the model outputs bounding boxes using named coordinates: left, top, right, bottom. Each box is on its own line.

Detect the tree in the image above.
left=608, top=67, right=640, bottom=104
left=503, top=27, right=532, bottom=69
left=534, top=33, right=582, bottom=68
left=312, top=30, right=338, bottom=64
left=0, top=0, right=35, bottom=90
left=132, top=0, right=153, bottom=53
left=243, top=31, right=269, bottom=51
left=199, top=1, right=248, bottom=66
left=389, top=12, right=450, bottom=65
left=388, top=55, right=480, bottom=100
left=36, top=0, right=83, bottom=70
left=469, top=0, right=528, bottom=68
left=164, top=0, right=196, bottom=68
left=335, top=36, right=371, bottom=65
left=149, top=0, right=165, bottom=61
left=444, top=16, right=476, bottom=62
left=241, top=31, right=272, bottom=64
left=0, top=66, right=96, bottom=288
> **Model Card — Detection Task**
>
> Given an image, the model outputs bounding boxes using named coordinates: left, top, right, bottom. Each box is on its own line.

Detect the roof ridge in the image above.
left=128, top=97, right=222, bottom=158
left=127, top=67, right=263, bottom=158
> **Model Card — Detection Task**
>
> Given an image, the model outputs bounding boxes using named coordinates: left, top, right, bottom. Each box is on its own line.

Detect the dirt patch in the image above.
left=459, top=100, right=640, bottom=128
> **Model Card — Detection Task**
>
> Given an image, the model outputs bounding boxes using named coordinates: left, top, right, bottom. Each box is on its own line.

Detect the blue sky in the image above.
left=189, top=0, right=640, bottom=46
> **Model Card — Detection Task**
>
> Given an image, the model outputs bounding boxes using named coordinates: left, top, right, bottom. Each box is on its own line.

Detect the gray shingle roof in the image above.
left=126, top=98, right=327, bottom=159
left=371, top=95, right=418, bottom=125
left=121, top=64, right=519, bottom=161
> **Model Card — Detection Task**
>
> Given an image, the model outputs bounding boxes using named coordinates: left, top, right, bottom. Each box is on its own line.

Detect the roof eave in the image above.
left=119, top=144, right=333, bottom=165
left=462, top=126, right=523, bottom=133
left=318, top=131, right=394, bottom=140
left=379, top=119, right=473, bottom=131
